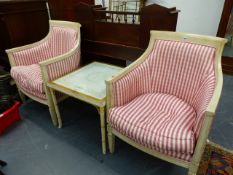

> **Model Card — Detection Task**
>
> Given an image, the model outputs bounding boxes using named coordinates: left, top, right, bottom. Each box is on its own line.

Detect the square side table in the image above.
left=47, top=62, right=122, bottom=154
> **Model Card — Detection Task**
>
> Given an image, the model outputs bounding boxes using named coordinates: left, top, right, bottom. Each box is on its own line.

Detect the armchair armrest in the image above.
left=5, top=33, right=51, bottom=67
left=192, top=72, right=223, bottom=138
left=106, top=37, right=157, bottom=109
left=106, top=59, right=151, bottom=109
left=39, top=39, right=81, bottom=84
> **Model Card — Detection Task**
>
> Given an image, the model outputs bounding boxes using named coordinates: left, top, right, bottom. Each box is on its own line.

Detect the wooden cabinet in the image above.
left=76, top=3, right=179, bottom=65
left=48, top=0, right=94, bottom=21
left=0, top=0, right=49, bottom=70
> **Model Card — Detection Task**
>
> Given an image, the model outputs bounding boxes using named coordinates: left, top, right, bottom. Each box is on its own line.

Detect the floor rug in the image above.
left=197, top=141, right=233, bottom=175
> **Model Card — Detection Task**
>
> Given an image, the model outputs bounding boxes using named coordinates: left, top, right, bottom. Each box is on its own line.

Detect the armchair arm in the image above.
left=106, top=36, right=157, bottom=109
left=39, top=41, right=81, bottom=83
left=192, top=72, right=222, bottom=138
left=106, top=60, right=151, bottom=109
left=5, top=33, right=51, bottom=67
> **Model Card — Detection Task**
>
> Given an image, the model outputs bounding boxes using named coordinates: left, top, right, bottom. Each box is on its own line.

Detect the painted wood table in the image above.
left=47, top=62, right=122, bottom=154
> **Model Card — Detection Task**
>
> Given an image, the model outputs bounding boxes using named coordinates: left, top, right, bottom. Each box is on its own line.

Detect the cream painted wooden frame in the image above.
left=6, top=20, right=81, bottom=127
left=106, top=31, right=227, bottom=175
left=47, top=62, right=122, bottom=154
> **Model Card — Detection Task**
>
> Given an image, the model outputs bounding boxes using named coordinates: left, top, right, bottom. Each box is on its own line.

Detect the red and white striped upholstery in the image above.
left=11, top=64, right=46, bottom=99
left=148, top=40, right=216, bottom=137
left=12, top=26, right=78, bottom=66
left=109, top=39, right=216, bottom=161
left=47, top=48, right=80, bottom=81
left=10, top=26, right=80, bottom=99
left=112, top=61, right=151, bottom=107
left=109, top=93, right=196, bottom=161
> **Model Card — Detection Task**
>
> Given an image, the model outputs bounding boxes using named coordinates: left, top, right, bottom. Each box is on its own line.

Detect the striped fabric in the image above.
left=110, top=39, right=216, bottom=160
left=148, top=40, right=216, bottom=136
left=47, top=48, right=80, bottom=81
left=109, top=93, right=196, bottom=161
left=11, top=64, right=46, bottom=99
left=10, top=26, right=80, bottom=100
left=149, top=40, right=215, bottom=105
left=49, top=27, right=78, bottom=58
left=12, top=26, right=78, bottom=66
left=192, top=73, right=216, bottom=137
left=113, top=61, right=151, bottom=107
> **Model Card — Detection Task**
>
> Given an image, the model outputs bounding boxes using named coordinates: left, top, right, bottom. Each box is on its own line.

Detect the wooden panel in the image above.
left=217, top=0, right=233, bottom=37
left=75, top=3, right=179, bottom=65
left=94, top=22, right=140, bottom=47
left=217, top=0, right=233, bottom=74
left=140, top=5, right=179, bottom=48
left=0, top=0, right=49, bottom=70
left=48, top=0, right=94, bottom=21
left=0, top=0, right=49, bottom=47
left=76, top=2, right=95, bottom=39
left=83, top=39, right=144, bottom=61
left=47, top=0, right=63, bottom=19
left=222, top=56, right=233, bottom=75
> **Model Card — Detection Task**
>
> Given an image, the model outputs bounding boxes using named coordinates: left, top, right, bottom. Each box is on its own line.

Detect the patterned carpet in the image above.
left=198, top=141, right=233, bottom=175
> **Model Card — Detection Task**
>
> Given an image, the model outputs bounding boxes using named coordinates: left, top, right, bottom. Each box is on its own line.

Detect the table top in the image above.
left=49, top=62, right=122, bottom=101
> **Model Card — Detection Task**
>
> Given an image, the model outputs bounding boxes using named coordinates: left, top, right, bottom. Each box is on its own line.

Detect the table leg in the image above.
left=46, top=87, right=58, bottom=127
left=49, top=88, right=63, bottom=128
left=99, top=107, right=106, bottom=154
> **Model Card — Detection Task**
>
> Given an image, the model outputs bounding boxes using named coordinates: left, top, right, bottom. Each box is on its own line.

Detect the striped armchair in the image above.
left=6, top=20, right=81, bottom=126
left=106, top=31, right=226, bottom=175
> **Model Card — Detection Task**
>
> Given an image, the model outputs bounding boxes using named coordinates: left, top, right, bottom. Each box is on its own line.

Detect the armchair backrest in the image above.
left=11, top=20, right=80, bottom=66
left=136, top=31, right=226, bottom=137
left=49, top=26, right=78, bottom=57
left=148, top=39, right=216, bottom=106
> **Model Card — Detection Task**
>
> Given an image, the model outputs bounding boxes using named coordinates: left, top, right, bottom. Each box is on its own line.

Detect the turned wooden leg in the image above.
left=47, top=88, right=57, bottom=127
left=107, top=124, right=115, bottom=153
left=187, top=161, right=199, bottom=175
left=48, top=105, right=58, bottom=127
left=49, top=88, right=63, bottom=128
left=99, top=107, right=106, bottom=154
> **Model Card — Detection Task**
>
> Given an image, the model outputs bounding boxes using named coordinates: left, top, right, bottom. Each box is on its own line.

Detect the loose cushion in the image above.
left=109, top=93, right=196, bottom=161
left=11, top=64, right=46, bottom=99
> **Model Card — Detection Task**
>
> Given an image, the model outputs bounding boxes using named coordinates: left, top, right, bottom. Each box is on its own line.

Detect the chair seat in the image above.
left=109, top=93, right=196, bottom=161
left=11, top=64, right=46, bottom=99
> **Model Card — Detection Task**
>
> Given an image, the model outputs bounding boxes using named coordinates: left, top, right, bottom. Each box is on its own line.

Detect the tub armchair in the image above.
left=106, top=31, right=226, bottom=174
left=6, top=20, right=81, bottom=126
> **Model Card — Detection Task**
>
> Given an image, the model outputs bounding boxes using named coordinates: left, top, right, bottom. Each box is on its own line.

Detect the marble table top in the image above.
left=52, top=62, right=122, bottom=100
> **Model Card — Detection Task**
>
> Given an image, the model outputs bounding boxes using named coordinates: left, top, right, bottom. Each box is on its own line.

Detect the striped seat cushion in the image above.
left=11, top=64, right=46, bottom=99
left=109, top=93, right=196, bottom=161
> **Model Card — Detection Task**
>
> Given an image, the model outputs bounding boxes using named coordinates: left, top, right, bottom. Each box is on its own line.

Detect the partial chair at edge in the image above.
left=5, top=20, right=81, bottom=126
left=106, top=31, right=227, bottom=175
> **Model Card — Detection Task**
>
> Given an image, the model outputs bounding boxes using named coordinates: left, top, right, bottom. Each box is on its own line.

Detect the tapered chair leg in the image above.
left=187, top=161, right=199, bottom=175
left=46, top=88, right=58, bottom=127
left=48, top=106, right=58, bottom=127
left=107, top=124, right=115, bottom=153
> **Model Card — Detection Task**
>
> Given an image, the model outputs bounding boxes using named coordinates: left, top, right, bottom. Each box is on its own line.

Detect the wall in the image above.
left=96, top=0, right=225, bottom=36
left=146, top=0, right=225, bottom=36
